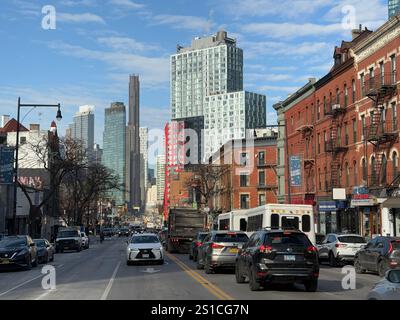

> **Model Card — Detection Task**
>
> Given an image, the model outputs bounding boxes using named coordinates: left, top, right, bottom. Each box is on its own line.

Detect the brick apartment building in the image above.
left=210, top=136, right=277, bottom=213
left=274, top=16, right=400, bottom=238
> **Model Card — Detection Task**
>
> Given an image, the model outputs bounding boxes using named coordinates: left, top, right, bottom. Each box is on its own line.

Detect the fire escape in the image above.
left=325, top=97, right=348, bottom=189
left=365, top=72, right=398, bottom=189
left=296, top=114, right=315, bottom=202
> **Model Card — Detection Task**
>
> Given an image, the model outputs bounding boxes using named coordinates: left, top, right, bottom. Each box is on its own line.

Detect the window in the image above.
left=324, top=166, right=328, bottom=191
left=362, top=158, right=367, bottom=182
left=258, top=151, right=265, bottom=165
left=240, top=152, right=248, bottom=166
left=361, top=115, right=366, bottom=140
left=259, top=193, right=266, bottom=206
left=352, top=79, right=356, bottom=103
left=302, top=215, right=311, bottom=233
left=381, top=154, right=387, bottom=185
left=371, top=156, right=376, bottom=184
left=336, top=88, right=340, bottom=105
left=393, top=102, right=398, bottom=131
left=353, top=160, right=358, bottom=185
left=317, top=100, right=320, bottom=120
left=344, top=84, right=348, bottom=107
left=271, top=214, right=279, bottom=229
left=352, top=119, right=357, bottom=143
left=345, top=162, right=350, bottom=187
left=360, top=73, right=365, bottom=97
left=393, top=152, right=398, bottom=178
left=323, top=130, right=327, bottom=152
left=240, top=173, right=249, bottom=187
left=380, top=61, right=385, bottom=85
left=240, top=194, right=249, bottom=209
left=318, top=168, right=322, bottom=191
left=258, top=171, right=265, bottom=186
left=323, top=96, right=326, bottom=115
left=20, top=137, right=26, bottom=144
left=318, top=133, right=321, bottom=154
left=345, top=123, right=349, bottom=145
left=247, top=214, right=262, bottom=231
left=391, top=54, right=396, bottom=83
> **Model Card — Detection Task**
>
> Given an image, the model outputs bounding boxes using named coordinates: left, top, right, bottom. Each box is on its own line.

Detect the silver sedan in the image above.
left=126, top=233, right=164, bottom=265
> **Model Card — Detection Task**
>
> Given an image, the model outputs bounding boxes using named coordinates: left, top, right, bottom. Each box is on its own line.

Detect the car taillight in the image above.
left=211, top=243, right=224, bottom=249
left=388, top=242, right=393, bottom=255
left=335, top=243, right=347, bottom=248
left=307, top=246, right=318, bottom=253
left=260, top=245, right=273, bottom=253
left=195, top=241, right=202, bottom=247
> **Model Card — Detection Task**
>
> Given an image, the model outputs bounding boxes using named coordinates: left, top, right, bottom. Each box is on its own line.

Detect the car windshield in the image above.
left=130, top=236, right=159, bottom=244
left=265, top=232, right=312, bottom=248
left=214, top=233, right=249, bottom=243
left=34, top=240, right=46, bottom=247
left=0, top=238, right=27, bottom=249
left=58, top=231, right=79, bottom=238
left=338, top=236, right=366, bottom=244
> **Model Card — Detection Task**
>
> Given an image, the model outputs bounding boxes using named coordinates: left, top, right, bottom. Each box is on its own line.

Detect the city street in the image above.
left=0, top=237, right=382, bottom=300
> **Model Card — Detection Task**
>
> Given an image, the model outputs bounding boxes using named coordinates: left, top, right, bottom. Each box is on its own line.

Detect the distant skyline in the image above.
left=0, top=0, right=389, bottom=147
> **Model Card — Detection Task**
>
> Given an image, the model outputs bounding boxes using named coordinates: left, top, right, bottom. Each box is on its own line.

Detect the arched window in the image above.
left=362, top=158, right=367, bottom=182
left=393, top=151, right=398, bottom=179
left=345, top=162, right=350, bottom=187
left=381, top=154, right=387, bottom=185
left=353, top=160, right=358, bottom=186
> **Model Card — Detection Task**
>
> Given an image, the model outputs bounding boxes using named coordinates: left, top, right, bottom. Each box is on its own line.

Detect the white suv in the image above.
left=318, top=233, right=366, bottom=267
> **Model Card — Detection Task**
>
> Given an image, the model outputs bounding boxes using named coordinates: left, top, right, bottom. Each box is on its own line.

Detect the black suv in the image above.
left=235, top=229, right=319, bottom=292
left=354, top=236, right=400, bottom=277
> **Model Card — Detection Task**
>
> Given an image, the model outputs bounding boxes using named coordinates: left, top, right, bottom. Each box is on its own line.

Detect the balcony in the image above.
left=295, top=119, right=314, bottom=134
left=364, top=73, right=397, bottom=99
left=325, top=140, right=348, bottom=154
left=325, top=103, right=346, bottom=117
left=367, top=119, right=398, bottom=144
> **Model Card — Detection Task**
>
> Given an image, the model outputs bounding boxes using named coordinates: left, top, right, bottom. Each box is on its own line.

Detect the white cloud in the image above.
left=58, top=12, right=106, bottom=24
left=109, top=0, right=145, bottom=9
left=151, top=14, right=214, bottom=32
left=246, top=73, right=293, bottom=83
left=97, top=37, right=160, bottom=52
left=60, top=0, right=97, bottom=6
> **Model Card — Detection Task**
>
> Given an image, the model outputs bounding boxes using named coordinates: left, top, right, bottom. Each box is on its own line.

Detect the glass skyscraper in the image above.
left=102, top=102, right=126, bottom=206
left=69, top=105, right=95, bottom=157
left=389, top=0, right=400, bottom=18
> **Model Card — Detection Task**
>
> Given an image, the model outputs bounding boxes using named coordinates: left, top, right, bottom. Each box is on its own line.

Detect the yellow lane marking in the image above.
left=166, top=253, right=234, bottom=300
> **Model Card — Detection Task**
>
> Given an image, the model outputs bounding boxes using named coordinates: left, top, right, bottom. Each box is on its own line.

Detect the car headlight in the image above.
left=129, top=248, right=139, bottom=252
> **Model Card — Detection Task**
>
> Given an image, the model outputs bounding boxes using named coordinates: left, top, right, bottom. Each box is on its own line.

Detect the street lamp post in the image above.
left=12, top=97, right=62, bottom=235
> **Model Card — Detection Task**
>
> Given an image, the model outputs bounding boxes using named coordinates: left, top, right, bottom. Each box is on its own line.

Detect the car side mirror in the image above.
left=386, top=270, right=400, bottom=283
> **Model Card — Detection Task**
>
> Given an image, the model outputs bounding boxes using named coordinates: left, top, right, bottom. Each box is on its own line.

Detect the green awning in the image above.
left=382, top=198, right=400, bottom=208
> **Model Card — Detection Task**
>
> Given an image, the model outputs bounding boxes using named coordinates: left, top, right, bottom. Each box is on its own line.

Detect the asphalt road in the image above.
left=0, top=237, right=381, bottom=300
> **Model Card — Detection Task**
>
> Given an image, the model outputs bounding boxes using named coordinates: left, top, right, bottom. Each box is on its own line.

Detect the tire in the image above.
left=50, top=253, right=54, bottom=262
left=248, top=266, right=261, bottom=291
left=329, top=252, right=338, bottom=267
left=205, top=258, right=214, bottom=274
left=304, top=279, right=318, bottom=292
left=378, top=260, right=387, bottom=277
left=193, top=253, right=198, bottom=262
left=25, top=256, right=32, bottom=271
left=44, top=253, right=49, bottom=264
left=196, top=257, right=204, bottom=270
left=354, top=257, right=365, bottom=274
left=126, top=260, right=132, bottom=266
left=235, top=264, right=246, bottom=283
left=32, top=255, right=38, bottom=267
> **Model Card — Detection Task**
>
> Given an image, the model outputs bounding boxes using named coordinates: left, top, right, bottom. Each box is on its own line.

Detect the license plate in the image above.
left=0, top=259, right=10, bottom=264
left=142, top=254, right=149, bottom=258
left=229, top=248, right=238, bottom=253
left=284, top=255, right=296, bottom=261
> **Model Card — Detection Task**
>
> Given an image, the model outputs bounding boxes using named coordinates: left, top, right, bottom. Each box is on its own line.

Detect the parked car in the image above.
left=56, top=228, right=82, bottom=252
left=80, top=232, right=90, bottom=249
left=189, top=232, right=209, bottom=262
left=118, top=228, right=130, bottom=237
left=367, top=269, right=400, bottom=300
left=318, top=233, right=366, bottom=266
left=33, top=239, right=55, bottom=264
left=315, top=233, right=325, bottom=246
left=0, top=235, right=38, bottom=270
left=196, top=231, right=249, bottom=273
left=126, top=233, right=164, bottom=265
left=235, top=229, right=319, bottom=292
left=354, top=236, right=400, bottom=277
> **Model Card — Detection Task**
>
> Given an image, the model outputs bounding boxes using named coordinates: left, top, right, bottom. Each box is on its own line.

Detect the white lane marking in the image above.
left=101, top=261, right=121, bottom=300
left=140, top=267, right=161, bottom=273
left=0, top=273, right=44, bottom=297
left=35, top=289, right=56, bottom=300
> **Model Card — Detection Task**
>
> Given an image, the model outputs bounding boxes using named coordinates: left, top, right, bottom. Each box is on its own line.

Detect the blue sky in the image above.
left=0, top=0, right=388, bottom=147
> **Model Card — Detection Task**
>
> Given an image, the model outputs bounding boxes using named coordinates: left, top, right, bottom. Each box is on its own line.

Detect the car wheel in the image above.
left=304, top=279, right=318, bottom=292
left=126, top=260, right=132, bottom=266
left=248, top=266, right=261, bottom=291
left=354, top=257, right=365, bottom=274
left=45, top=253, right=49, bottom=264
left=205, top=258, right=214, bottom=274
left=50, top=253, right=54, bottom=262
left=235, top=264, right=246, bottom=283
left=329, top=252, right=337, bottom=267
left=378, top=260, right=387, bottom=277
left=193, top=253, right=198, bottom=262
left=25, top=256, right=32, bottom=270
left=196, top=257, right=204, bottom=270
left=32, top=255, right=38, bottom=267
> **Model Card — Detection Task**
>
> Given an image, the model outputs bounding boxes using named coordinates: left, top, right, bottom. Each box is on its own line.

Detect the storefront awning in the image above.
left=382, top=198, right=400, bottom=208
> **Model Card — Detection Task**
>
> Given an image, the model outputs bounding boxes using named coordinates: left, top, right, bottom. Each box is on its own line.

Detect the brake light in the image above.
left=335, top=243, right=347, bottom=248
left=227, top=232, right=237, bottom=235
left=307, top=246, right=318, bottom=253
left=260, top=245, right=273, bottom=253
left=211, top=243, right=224, bottom=249
left=195, top=241, right=202, bottom=247
left=388, top=242, right=393, bottom=255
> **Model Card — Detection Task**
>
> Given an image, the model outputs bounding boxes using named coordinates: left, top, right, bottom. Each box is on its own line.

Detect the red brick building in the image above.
left=275, top=17, right=400, bottom=238
left=210, top=136, right=277, bottom=213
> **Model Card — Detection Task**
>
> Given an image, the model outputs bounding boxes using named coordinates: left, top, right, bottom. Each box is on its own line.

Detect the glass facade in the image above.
left=102, top=102, right=126, bottom=206
left=389, top=0, right=400, bottom=18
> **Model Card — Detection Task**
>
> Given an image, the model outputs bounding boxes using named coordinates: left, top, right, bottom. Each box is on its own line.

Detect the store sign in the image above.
left=290, top=156, right=302, bottom=187
left=319, top=201, right=336, bottom=212
left=0, top=146, right=14, bottom=184
left=351, top=194, right=377, bottom=207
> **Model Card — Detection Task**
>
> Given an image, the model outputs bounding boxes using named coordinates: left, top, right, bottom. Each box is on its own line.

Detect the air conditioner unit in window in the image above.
left=332, top=104, right=341, bottom=110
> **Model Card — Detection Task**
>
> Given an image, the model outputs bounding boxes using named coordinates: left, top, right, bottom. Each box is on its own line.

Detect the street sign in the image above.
left=0, top=146, right=14, bottom=184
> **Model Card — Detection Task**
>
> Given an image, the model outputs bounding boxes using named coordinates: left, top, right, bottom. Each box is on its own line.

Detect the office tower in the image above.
left=389, top=0, right=400, bottom=18
left=139, top=127, right=148, bottom=209
left=69, top=105, right=95, bottom=156
left=126, top=75, right=141, bottom=212
left=92, top=143, right=103, bottom=164
left=171, top=30, right=243, bottom=119
left=156, top=154, right=165, bottom=202
left=102, top=102, right=126, bottom=206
